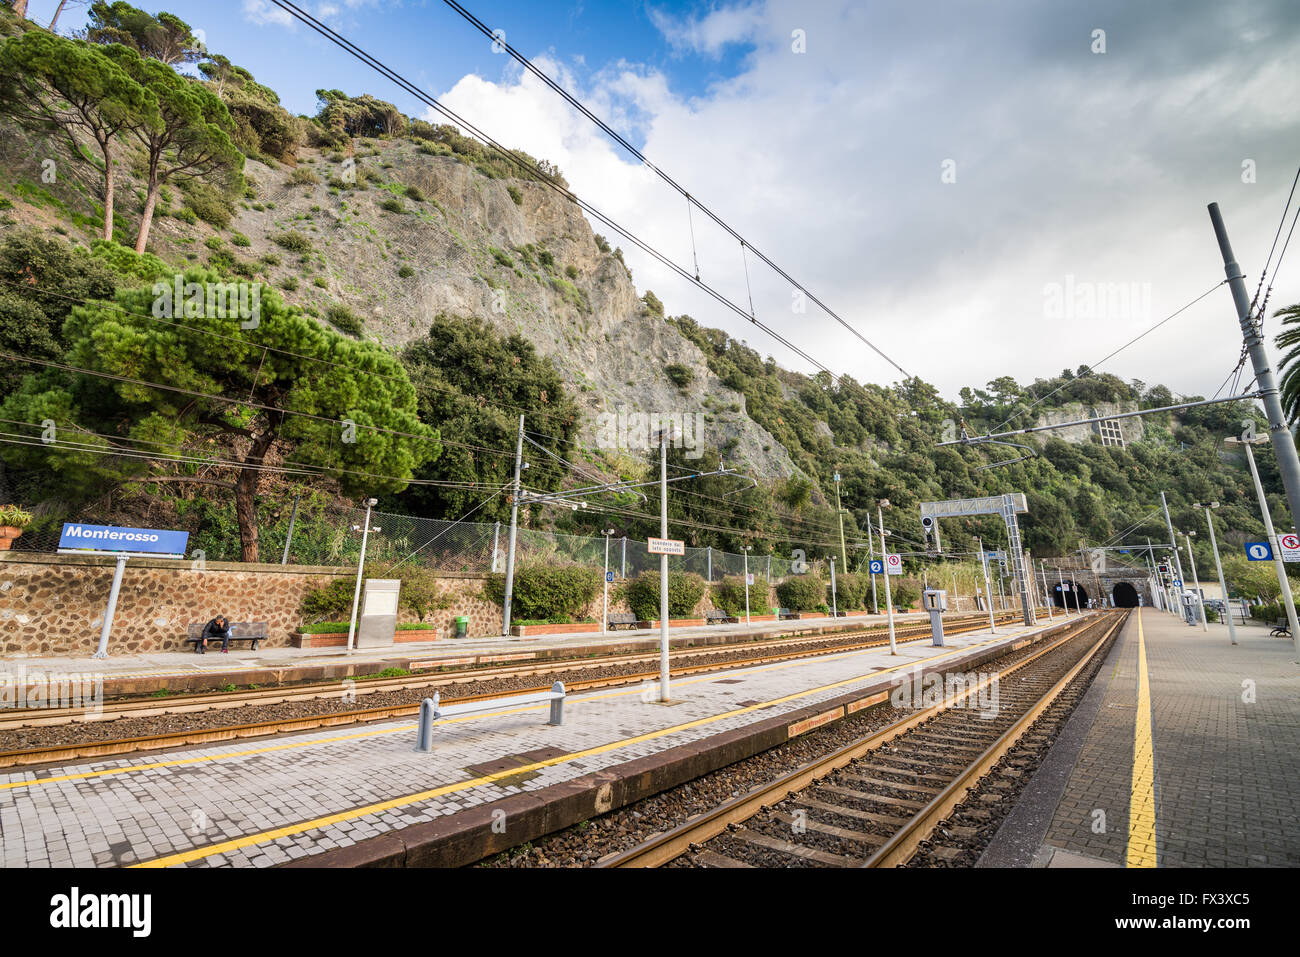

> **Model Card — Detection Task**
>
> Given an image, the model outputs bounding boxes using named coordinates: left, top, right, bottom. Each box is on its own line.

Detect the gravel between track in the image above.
left=0, top=628, right=944, bottom=752
left=478, top=618, right=1096, bottom=868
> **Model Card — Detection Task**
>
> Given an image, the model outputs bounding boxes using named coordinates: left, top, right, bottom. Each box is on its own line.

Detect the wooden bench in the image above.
left=777, top=608, right=798, bottom=620
left=415, top=684, right=565, bottom=751
left=185, top=621, right=268, bottom=653
left=1269, top=618, right=1291, bottom=637
left=606, top=613, right=648, bottom=630
left=704, top=610, right=739, bottom=625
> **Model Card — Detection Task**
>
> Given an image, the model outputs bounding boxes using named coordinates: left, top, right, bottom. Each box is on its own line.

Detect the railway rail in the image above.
left=0, top=612, right=1024, bottom=769
left=595, top=610, right=1124, bottom=869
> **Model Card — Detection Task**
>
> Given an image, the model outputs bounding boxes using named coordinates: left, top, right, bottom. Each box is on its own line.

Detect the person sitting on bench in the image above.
left=200, top=614, right=233, bottom=654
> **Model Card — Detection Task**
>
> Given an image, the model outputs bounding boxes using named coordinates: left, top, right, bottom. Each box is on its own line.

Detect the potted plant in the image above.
left=0, top=505, right=33, bottom=550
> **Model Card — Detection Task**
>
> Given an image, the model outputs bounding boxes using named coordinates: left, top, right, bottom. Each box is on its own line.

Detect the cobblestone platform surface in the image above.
left=0, top=614, right=1066, bottom=868
left=999, top=609, right=1300, bottom=867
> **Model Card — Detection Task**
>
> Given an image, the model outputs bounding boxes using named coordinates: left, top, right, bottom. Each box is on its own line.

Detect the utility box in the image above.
left=356, top=578, right=401, bottom=648
left=923, top=588, right=947, bottom=646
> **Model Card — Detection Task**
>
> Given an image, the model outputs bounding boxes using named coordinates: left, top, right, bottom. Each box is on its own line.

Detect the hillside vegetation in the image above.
left=0, top=1, right=1295, bottom=590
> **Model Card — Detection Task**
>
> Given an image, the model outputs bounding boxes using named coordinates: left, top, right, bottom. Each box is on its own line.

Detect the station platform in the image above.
left=980, top=609, right=1300, bottom=868
left=0, top=611, right=943, bottom=696
left=0, top=612, right=1079, bottom=867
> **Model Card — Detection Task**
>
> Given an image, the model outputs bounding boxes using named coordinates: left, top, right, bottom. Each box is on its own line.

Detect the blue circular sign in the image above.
left=869, top=560, right=884, bottom=574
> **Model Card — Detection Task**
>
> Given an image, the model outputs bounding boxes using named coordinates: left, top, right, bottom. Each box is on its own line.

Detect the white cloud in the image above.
left=438, top=0, right=1300, bottom=401
left=648, top=2, right=764, bottom=57
left=242, top=0, right=295, bottom=28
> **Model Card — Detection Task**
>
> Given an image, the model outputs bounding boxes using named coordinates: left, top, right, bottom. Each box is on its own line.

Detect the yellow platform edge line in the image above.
left=132, top=626, right=1043, bottom=868
left=1126, top=609, right=1158, bottom=868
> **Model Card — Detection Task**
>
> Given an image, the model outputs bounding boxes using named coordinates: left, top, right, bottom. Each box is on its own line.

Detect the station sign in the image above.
left=869, top=559, right=884, bottom=575
left=885, top=553, right=903, bottom=575
left=606, top=571, right=614, bottom=582
left=1245, top=542, right=1273, bottom=562
left=58, top=523, right=188, bottom=558
left=746, top=573, right=755, bottom=585
left=1279, top=534, right=1300, bottom=562
left=647, top=537, right=685, bottom=556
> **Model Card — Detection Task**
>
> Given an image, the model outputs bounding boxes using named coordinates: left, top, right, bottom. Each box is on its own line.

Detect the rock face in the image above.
left=220, top=141, right=797, bottom=480
left=1033, top=401, right=1144, bottom=447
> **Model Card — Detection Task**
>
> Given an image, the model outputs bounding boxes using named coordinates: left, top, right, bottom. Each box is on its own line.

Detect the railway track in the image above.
left=0, top=612, right=1025, bottom=769
left=595, top=610, right=1123, bottom=869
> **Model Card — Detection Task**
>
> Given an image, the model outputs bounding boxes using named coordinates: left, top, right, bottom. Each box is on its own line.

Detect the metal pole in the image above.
left=280, top=492, right=299, bottom=565
left=706, top=545, right=711, bottom=583
left=1209, top=202, right=1300, bottom=528
left=830, top=557, right=838, bottom=618
left=866, top=509, right=878, bottom=614
left=621, top=536, right=627, bottom=579
left=1203, top=505, right=1237, bottom=644
left=978, top=536, right=996, bottom=633
left=1185, top=532, right=1208, bottom=631
left=501, top=414, right=524, bottom=637
left=1040, top=560, right=1053, bottom=620
left=743, top=548, right=751, bottom=624
left=491, top=521, right=501, bottom=573
left=603, top=532, right=610, bottom=635
left=997, top=571, right=1006, bottom=612
left=880, top=505, right=896, bottom=653
left=1160, top=492, right=1186, bottom=616
left=659, top=428, right=670, bottom=700
left=1073, top=571, right=1082, bottom=615
left=834, top=472, right=848, bottom=572
left=952, top=571, right=959, bottom=613
left=345, top=500, right=373, bottom=653
left=91, top=555, right=128, bottom=658
left=1242, top=441, right=1300, bottom=650
left=1057, top=566, right=1069, bottom=616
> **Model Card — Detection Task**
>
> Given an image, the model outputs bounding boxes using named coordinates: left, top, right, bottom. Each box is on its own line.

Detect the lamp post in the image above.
left=742, top=545, right=753, bottom=625
left=865, top=509, right=878, bottom=614
left=602, top=527, right=616, bottom=634
left=1040, top=559, right=1054, bottom=620
left=833, top=471, right=848, bottom=573
left=978, top=536, right=996, bottom=633
left=878, top=500, right=896, bottom=654
left=1226, top=436, right=1300, bottom=649
left=1184, top=530, right=1207, bottom=631
left=1194, top=502, right=1236, bottom=645
left=828, top=555, right=838, bottom=618
left=345, top=498, right=379, bottom=653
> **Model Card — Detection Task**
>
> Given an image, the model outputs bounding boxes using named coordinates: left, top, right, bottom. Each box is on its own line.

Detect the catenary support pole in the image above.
left=1203, top=505, right=1237, bottom=645
left=1240, top=441, right=1300, bottom=652
left=1040, top=560, right=1054, bottom=620
left=979, top=537, right=996, bottom=634
left=880, top=505, right=896, bottom=653
left=659, top=428, right=670, bottom=700
left=866, top=509, right=878, bottom=614
left=501, top=414, right=525, bottom=637
left=345, top=500, right=374, bottom=653
left=1209, top=202, right=1300, bottom=530
left=1185, top=532, right=1208, bottom=631
left=1161, top=492, right=1186, bottom=616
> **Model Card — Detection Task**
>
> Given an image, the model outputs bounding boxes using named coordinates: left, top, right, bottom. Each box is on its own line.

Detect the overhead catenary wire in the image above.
left=266, top=0, right=839, bottom=381
left=433, top=0, right=912, bottom=380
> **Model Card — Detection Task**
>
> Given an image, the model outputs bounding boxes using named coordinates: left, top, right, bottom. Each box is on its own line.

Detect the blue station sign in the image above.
left=59, top=523, right=189, bottom=557
left=1245, top=541, right=1273, bottom=562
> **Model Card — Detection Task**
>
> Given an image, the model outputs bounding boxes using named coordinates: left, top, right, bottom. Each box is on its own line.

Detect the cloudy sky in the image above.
left=32, top=0, right=1300, bottom=403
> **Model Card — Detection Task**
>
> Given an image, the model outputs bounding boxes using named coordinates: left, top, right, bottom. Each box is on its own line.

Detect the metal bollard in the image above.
left=415, top=694, right=439, bottom=752
left=548, top=681, right=565, bottom=726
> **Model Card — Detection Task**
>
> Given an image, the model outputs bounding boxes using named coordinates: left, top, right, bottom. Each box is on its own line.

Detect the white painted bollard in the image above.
left=415, top=694, right=439, bottom=752
left=548, top=681, right=564, bottom=726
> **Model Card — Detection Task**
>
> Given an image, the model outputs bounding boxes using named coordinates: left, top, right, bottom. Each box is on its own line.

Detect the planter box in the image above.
left=745, top=614, right=778, bottom=622
left=510, top=622, right=601, bottom=637
left=293, top=629, right=441, bottom=648
left=645, top=618, right=706, bottom=629
left=843, top=610, right=868, bottom=617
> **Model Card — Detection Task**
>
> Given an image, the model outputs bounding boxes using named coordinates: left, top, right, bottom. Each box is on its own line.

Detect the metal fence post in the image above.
left=415, top=695, right=438, bottom=752
left=707, top=546, right=712, bottom=582
left=621, top=536, right=627, bottom=579
left=548, top=681, right=565, bottom=726
left=491, top=521, right=501, bottom=573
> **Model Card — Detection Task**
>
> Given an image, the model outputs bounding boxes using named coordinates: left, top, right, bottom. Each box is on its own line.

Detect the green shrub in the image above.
left=485, top=565, right=602, bottom=621
left=325, top=303, right=363, bottom=336
left=180, top=181, right=234, bottom=228
left=625, top=571, right=706, bottom=620
left=891, top=582, right=920, bottom=610
left=664, top=363, right=693, bottom=389
left=290, top=167, right=320, bottom=186
left=261, top=252, right=282, bottom=266
left=643, top=290, right=664, bottom=316
left=490, top=247, right=514, bottom=268
left=405, top=184, right=425, bottom=202
left=230, top=232, right=251, bottom=247
left=280, top=276, right=299, bottom=291
left=713, top=575, right=769, bottom=616
left=274, top=231, right=314, bottom=253
left=379, top=197, right=406, bottom=214
left=564, top=264, right=579, bottom=280
left=398, top=264, right=415, bottom=278
left=205, top=236, right=224, bottom=250
left=776, top=574, right=826, bottom=611
left=0, top=505, right=33, bottom=528
left=507, top=185, right=523, bottom=205
left=299, top=578, right=354, bottom=622
left=832, top=572, right=869, bottom=610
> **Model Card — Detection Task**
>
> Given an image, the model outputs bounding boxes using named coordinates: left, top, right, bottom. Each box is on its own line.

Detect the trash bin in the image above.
left=455, top=616, right=468, bottom=638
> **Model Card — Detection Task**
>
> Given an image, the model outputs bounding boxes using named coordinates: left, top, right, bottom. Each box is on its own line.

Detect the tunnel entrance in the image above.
left=1053, top=581, right=1088, bottom=608
left=1112, top=582, right=1140, bottom=608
